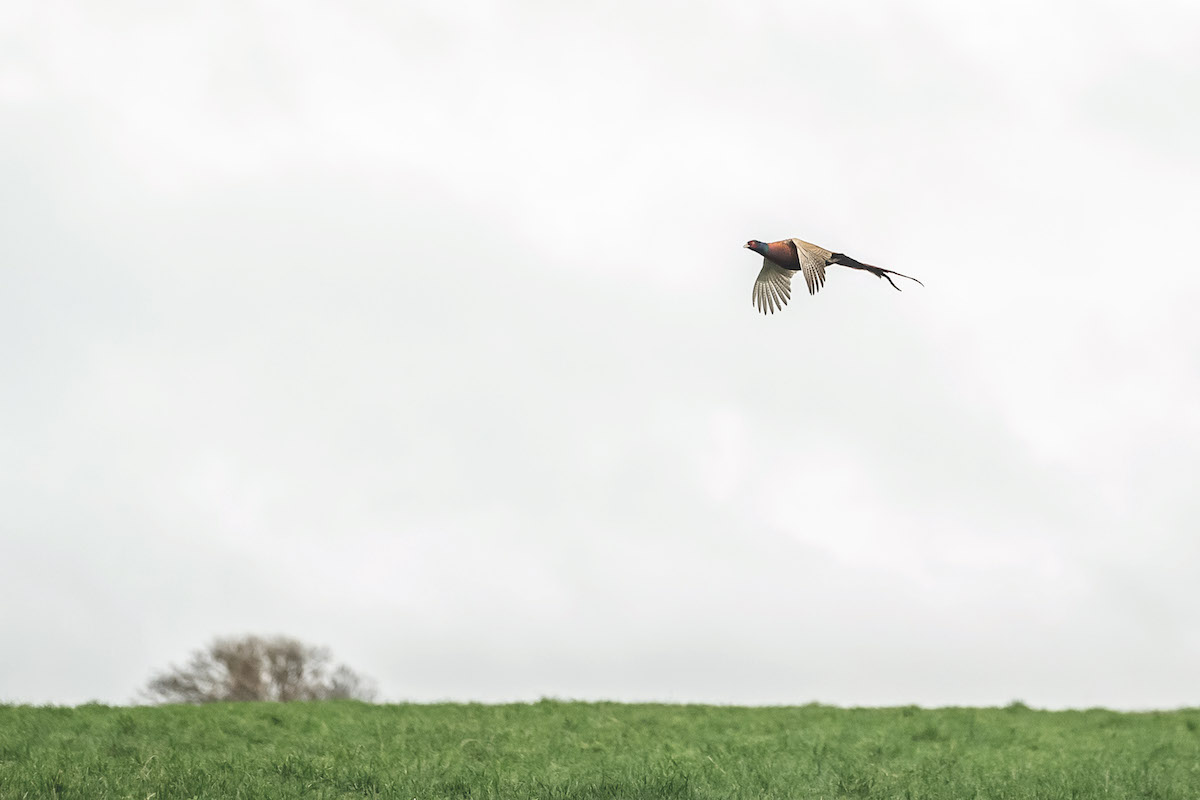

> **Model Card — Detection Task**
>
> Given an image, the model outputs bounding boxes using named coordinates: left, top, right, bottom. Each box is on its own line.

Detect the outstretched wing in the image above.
left=752, top=258, right=793, bottom=314
left=788, top=239, right=828, bottom=296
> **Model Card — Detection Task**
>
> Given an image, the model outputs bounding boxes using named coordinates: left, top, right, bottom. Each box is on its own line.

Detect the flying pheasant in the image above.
left=744, top=238, right=923, bottom=314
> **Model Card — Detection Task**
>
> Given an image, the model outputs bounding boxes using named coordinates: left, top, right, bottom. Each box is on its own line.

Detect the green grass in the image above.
left=2, top=700, right=1198, bottom=798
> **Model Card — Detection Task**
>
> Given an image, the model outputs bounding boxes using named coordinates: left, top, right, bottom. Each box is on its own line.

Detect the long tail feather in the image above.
left=830, top=253, right=924, bottom=291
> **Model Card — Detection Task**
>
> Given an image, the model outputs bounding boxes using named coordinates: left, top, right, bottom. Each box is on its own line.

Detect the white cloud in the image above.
left=2, top=0, right=1198, bottom=709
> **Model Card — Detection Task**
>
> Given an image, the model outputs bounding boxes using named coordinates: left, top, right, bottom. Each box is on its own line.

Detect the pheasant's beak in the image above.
left=742, top=243, right=750, bottom=248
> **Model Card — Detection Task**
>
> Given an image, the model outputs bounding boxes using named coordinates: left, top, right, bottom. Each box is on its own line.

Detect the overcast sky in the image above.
left=3, top=1, right=1199, bottom=709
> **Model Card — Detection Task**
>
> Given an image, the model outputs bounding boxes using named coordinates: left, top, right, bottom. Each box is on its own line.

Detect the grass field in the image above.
left=2, top=700, right=1198, bottom=799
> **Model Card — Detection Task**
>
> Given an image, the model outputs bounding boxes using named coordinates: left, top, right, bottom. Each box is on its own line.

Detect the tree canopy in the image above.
left=143, top=635, right=377, bottom=704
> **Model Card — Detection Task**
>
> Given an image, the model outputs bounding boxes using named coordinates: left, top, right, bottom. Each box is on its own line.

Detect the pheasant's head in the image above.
left=744, top=240, right=766, bottom=254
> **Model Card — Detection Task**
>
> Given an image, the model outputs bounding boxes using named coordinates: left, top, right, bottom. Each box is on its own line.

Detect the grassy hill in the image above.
left=2, top=700, right=1198, bottom=798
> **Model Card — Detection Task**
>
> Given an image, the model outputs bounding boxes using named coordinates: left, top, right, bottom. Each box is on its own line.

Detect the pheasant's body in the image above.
left=760, top=239, right=831, bottom=270
left=743, top=237, right=922, bottom=314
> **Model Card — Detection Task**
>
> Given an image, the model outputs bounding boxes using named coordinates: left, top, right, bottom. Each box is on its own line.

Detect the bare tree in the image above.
left=142, top=635, right=377, bottom=704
